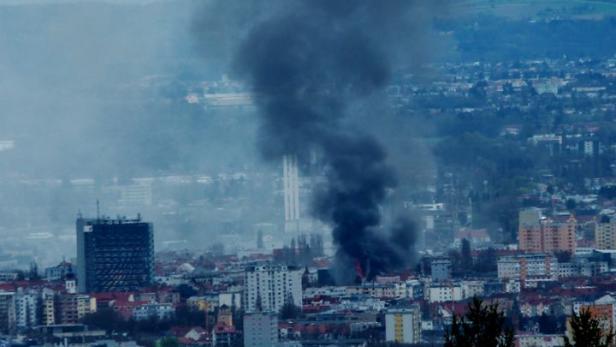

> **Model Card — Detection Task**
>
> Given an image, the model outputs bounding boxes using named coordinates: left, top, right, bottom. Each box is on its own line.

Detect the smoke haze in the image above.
left=200, top=0, right=448, bottom=282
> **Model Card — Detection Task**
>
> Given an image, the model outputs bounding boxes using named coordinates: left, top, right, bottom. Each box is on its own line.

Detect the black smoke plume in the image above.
left=214, top=0, right=445, bottom=282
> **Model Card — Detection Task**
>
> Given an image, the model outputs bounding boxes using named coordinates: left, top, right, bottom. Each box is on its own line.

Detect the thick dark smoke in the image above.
left=216, top=0, right=445, bottom=282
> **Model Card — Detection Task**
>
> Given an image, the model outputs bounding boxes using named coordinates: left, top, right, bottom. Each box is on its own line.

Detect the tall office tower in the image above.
left=385, top=306, right=422, bottom=344
left=243, top=312, right=278, bottom=347
left=76, top=215, right=154, bottom=293
left=283, top=154, right=301, bottom=233
left=243, top=264, right=302, bottom=313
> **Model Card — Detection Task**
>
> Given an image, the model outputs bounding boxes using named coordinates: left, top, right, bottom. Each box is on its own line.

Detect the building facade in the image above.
left=243, top=264, right=303, bottom=313
left=596, top=213, right=616, bottom=250
left=518, top=208, right=576, bottom=254
left=243, top=312, right=278, bottom=347
left=76, top=216, right=154, bottom=293
left=385, top=306, right=421, bottom=344
left=498, top=254, right=556, bottom=281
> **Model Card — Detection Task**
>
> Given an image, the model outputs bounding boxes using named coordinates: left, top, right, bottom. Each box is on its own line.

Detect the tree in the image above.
left=279, top=302, right=302, bottom=320
left=159, top=337, right=178, bottom=347
left=565, top=308, right=614, bottom=347
left=175, top=284, right=197, bottom=300
left=444, top=297, right=514, bottom=347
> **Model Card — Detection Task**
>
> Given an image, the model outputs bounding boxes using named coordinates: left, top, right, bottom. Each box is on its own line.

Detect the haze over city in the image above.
left=1, top=0, right=616, bottom=346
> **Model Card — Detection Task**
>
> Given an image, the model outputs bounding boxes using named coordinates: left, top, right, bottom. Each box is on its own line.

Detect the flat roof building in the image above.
left=76, top=215, right=154, bottom=293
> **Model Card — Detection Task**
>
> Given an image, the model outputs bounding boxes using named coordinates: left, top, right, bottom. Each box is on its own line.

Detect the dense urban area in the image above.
left=2, top=1, right=616, bottom=347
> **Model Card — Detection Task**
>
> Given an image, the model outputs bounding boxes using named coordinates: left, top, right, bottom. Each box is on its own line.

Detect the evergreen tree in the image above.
left=444, top=297, right=514, bottom=347
left=565, top=308, right=614, bottom=347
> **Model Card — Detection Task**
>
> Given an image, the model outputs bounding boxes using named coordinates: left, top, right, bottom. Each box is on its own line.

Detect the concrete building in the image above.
left=0, top=292, right=15, bottom=334
left=76, top=215, right=154, bottom=293
left=133, top=303, right=174, bottom=321
left=516, top=334, right=564, bottom=347
left=518, top=209, right=576, bottom=254
left=385, top=306, right=421, bottom=344
left=596, top=213, right=616, bottom=250
left=14, top=289, right=39, bottom=330
left=57, top=294, right=95, bottom=324
left=428, top=284, right=463, bottom=303
left=244, top=264, right=303, bottom=313
left=42, top=290, right=56, bottom=326
left=431, top=258, right=452, bottom=282
left=283, top=154, right=301, bottom=234
left=44, top=261, right=75, bottom=282
left=497, top=254, right=556, bottom=282
left=243, top=312, right=278, bottom=347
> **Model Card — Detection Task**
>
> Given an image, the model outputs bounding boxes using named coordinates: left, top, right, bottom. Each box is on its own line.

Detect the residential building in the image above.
left=516, top=334, right=564, bottom=347
left=243, top=312, right=278, bottom=347
left=428, top=284, right=463, bottom=303
left=497, top=254, right=556, bottom=281
left=41, top=290, right=56, bottom=326
left=14, top=289, right=39, bottom=330
left=0, top=292, right=15, bottom=334
left=244, top=264, right=302, bottom=313
left=44, top=261, right=75, bottom=281
left=596, top=213, right=616, bottom=250
left=57, top=294, right=96, bottom=324
left=76, top=215, right=154, bottom=293
left=385, top=306, right=421, bottom=344
left=431, top=258, right=452, bottom=282
left=518, top=208, right=576, bottom=254
left=133, top=303, right=174, bottom=321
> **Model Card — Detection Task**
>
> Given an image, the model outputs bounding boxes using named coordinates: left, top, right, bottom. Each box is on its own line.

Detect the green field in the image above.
left=452, top=0, right=616, bottom=18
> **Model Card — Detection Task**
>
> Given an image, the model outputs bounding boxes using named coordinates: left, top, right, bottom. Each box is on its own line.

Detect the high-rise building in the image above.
left=14, top=289, right=39, bottom=330
left=596, top=213, right=616, bottom=250
left=283, top=154, right=301, bottom=233
left=431, top=258, right=452, bottom=282
left=518, top=209, right=576, bottom=254
left=76, top=215, right=154, bottom=293
left=41, top=290, right=55, bottom=326
left=385, top=306, right=421, bottom=344
left=243, top=264, right=302, bottom=313
left=0, top=292, right=15, bottom=334
left=243, top=312, right=278, bottom=347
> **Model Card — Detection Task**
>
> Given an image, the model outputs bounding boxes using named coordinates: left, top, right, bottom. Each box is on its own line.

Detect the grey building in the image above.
left=431, top=258, right=452, bottom=282
left=243, top=312, right=278, bottom=347
left=0, top=292, right=15, bottom=334
left=76, top=216, right=154, bottom=293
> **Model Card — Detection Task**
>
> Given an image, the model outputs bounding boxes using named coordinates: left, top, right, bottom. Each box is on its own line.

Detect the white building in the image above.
left=497, top=257, right=521, bottom=279
left=244, top=264, right=303, bottom=313
left=385, top=306, right=421, bottom=344
left=556, top=262, right=578, bottom=278
left=219, top=292, right=242, bottom=309
left=497, top=254, right=556, bottom=281
left=428, top=284, right=463, bottom=303
left=243, top=312, right=278, bottom=347
left=133, top=303, right=174, bottom=321
left=461, top=280, right=485, bottom=299
left=14, top=290, right=39, bottom=330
